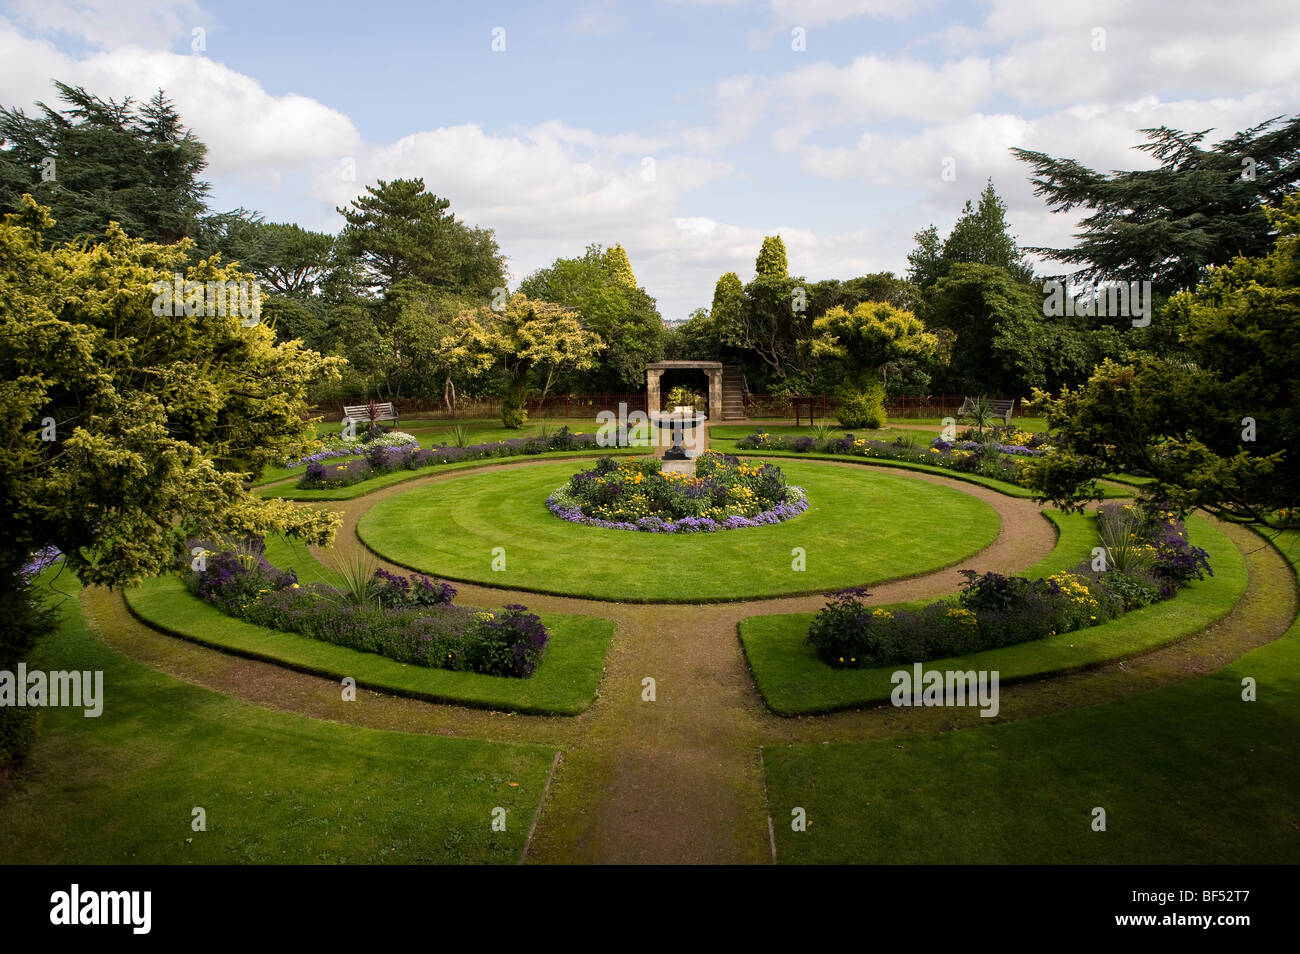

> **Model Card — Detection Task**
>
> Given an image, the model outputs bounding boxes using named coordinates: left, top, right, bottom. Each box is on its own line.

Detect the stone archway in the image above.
left=645, top=360, right=726, bottom=418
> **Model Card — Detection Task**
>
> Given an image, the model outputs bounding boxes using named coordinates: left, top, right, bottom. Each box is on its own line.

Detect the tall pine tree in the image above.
left=1011, top=116, right=1300, bottom=293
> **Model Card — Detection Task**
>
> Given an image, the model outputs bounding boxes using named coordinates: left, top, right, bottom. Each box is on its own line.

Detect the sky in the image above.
left=2, top=0, right=1298, bottom=320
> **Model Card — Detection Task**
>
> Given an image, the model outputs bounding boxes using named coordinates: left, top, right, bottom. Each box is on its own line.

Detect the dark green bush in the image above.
left=0, top=707, right=39, bottom=769
left=0, top=561, right=57, bottom=768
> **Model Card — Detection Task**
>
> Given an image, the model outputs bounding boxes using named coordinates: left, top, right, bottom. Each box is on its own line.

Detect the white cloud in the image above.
left=7, top=0, right=203, bottom=50
left=0, top=20, right=360, bottom=179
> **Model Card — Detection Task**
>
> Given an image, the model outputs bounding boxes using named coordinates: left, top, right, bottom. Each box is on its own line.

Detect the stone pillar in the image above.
left=707, top=369, right=723, bottom=421
left=646, top=369, right=663, bottom=413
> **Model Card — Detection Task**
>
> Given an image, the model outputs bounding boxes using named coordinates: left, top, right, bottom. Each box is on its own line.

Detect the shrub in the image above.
left=957, top=570, right=1036, bottom=613
left=836, top=382, right=887, bottom=429
left=502, top=385, right=528, bottom=429
left=1098, top=570, right=1164, bottom=611
left=0, top=707, right=39, bottom=770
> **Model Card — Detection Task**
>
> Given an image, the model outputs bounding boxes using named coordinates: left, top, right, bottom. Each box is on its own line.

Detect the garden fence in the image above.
left=312, top=392, right=1009, bottom=422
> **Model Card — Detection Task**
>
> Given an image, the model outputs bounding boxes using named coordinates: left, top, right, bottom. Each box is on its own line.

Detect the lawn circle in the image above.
left=357, top=457, right=1002, bottom=602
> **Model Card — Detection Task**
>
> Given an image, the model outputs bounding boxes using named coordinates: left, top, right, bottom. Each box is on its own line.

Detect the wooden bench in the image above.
left=341, top=401, right=399, bottom=430
left=792, top=395, right=829, bottom=427
left=957, top=396, right=1016, bottom=425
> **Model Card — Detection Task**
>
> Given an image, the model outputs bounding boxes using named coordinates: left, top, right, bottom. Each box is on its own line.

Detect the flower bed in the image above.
left=299, top=426, right=600, bottom=490
left=806, top=502, right=1212, bottom=668
left=546, top=451, right=807, bottom=533
left=185, top=538, right=549, bottom=677
left=285, top=430, right=420, bottom=468
left=736, top=428, right=1053, bottom=485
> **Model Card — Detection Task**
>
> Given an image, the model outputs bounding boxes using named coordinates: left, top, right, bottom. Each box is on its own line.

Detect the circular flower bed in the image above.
left=546, top=451, right=808, bottom=533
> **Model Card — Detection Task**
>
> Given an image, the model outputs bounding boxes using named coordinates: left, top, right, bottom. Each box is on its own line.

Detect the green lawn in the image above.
left=123, top=575, right=613, bottom=715
left=262, top=532, right=344, bottom=586
left=0, top=575, right=558, bottom=864
left=357, top=458, right=1001, bottom=602
left=760, top=530, right=1299, bottom=864
left=739, top=513, right=1244, bottom=715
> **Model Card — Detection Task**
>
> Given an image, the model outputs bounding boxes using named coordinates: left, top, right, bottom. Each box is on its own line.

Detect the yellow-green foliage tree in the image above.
left=809, top=300, right=939, bottom=389
left=1, top=196, right=343, bottom=591
left=463, top=293, right=605, bottom=428
left=393, top=289, right=497, bottom=413
left=756, top=235, right=789, bottom=277
left=602, top=243, right=637, bottom=288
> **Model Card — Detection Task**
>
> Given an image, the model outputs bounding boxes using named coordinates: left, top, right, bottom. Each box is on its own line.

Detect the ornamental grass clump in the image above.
left=185, top=538, right=547, bottom=678
left=806, top=503, right=1210, bottom=668
left=547, top=451, right=807, bottom=533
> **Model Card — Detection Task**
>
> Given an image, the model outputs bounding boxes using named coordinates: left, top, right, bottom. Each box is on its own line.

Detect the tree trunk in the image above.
left=443, top=374, right=457, bottom=416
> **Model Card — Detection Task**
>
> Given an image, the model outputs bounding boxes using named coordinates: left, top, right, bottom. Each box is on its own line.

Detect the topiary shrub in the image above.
left=836, top=382, right=886, bottom=429
left=502, top=393, right=528, bottom=429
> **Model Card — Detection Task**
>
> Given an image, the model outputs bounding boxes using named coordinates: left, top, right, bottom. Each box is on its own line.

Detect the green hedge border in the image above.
left=123, top=575, right=614, bottom=716
left=738, top=513, right=1245, bottom=715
